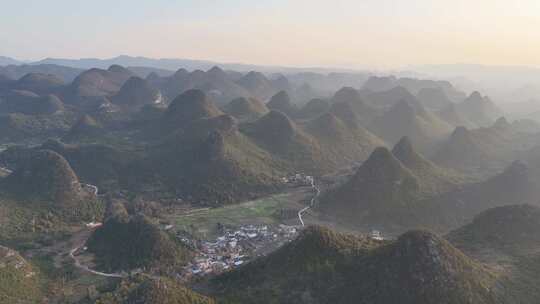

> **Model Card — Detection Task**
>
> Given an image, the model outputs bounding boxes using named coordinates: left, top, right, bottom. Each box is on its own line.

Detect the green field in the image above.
left=173, top=193, right=294, bottom=238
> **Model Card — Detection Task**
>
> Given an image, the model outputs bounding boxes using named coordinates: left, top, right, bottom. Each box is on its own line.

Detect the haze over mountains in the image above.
left=3, top=55, right=539, bottom=96
left=7, top=0, right=540, bottom=301
left=1, top=58, right=536, bottom=205
left=5, top=55, right=540, bottom=114
left=3, top=54, right=540, bottom=304
left=0, top=55, right=363, bottom=77
left=4, top=55, right=540, bottom=123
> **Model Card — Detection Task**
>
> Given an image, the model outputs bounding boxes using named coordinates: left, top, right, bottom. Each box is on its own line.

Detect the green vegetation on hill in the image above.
left=266, top=90, right=298, bottom=116
left=305, top=112, right=385, bottom=169
left=39, top=139, right=142, bottom=193
left=347, top=230, right=498, bottom=304
left=431, top=126, right=489, bottom=172
left=213, top=226, right=499, bottom=304
left=213, top=226, right=381, bottom=304
left=0, top=90, right=64, bottom=115
left=0, top=149, right=103, bottom=223
left=392, top=136, right=466, bottom=193
left=62, top=114, right=103, bottom=142
left=87, top=215, right=192, bottom=272
left=162, top=89, right=224, bottom=130
left=67, top=65, right=135, bottom=99
left=239, top=104, right=383, bottom=177
left=111, top=76, right=161, bottom=110
left=330, top=159, right=530, bottom=241
left=319, top=135, right=538, bottom=234
left=153, top=66, right=250, bottom=105
left=0, top=195, right=102, bottom=244
left=0, top=246, right=41, bottom=304
left=445, top=205, right=540, bottom=303
left=432, top=119, right=538, bottom=176
left=371, top=98, right=452, bottom=150
left=298, top=98, right=330, bottom=119
left=0, top=149, right=103, bottom=244
left=152, top=114, right=284, bottom=204
left=0, top=87, right=387, bottom=206
left=319, top=147, right=437, bottom=232
left=0, top=93, right=284, bottom=206
left=0, top=82, right=497, bottom=211
left=327, top=99, right=364, bottom=128
left=448, top=204, right=540, bottom=255
left=222, top=97, right=268, bottom=121
left=2, top=150, right=86, bottom=208
left=95, top=275, right=215, bottom=304
left=1, top=139, right=147, bottom=194
left=235, top=71, right=276, bottom=101
left=330, top=87, right=378, bottom=125
left=0, top=112, right=74, bottom=141
left=435, top=160, right=538, bottom=222
left=14, top=73, right=64, bottom=95
left=241, top=110, right=327, bottom=174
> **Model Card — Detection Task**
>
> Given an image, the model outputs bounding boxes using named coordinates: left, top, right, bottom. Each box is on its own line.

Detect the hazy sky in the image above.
left=2, top=0, right=540, bottom=68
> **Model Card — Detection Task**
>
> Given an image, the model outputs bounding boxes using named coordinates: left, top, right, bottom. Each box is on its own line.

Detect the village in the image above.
left=71, top=170, right=386, bottom=281
left=172, top=173, right=318, bottom=279
left=281, top=172, right=315, bottom=187
left=177, top=224, right=298, bottom=279
left=173, top=171, right=389, bottom=280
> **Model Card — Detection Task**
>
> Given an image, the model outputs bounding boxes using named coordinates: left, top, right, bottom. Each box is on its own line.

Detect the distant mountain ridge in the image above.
left=0, top=64, right=83, bottom=82
left=0, top=56, right=23, bottom=66
left=28, top=55, right=365, bottom=74
left=431, top=117, right=540, bottom=176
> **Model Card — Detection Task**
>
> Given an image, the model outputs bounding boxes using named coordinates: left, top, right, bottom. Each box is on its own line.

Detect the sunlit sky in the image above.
left=2, top=0, right=540, bottom=69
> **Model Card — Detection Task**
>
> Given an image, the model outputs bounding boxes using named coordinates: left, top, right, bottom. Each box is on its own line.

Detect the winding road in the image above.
left=0, top=166, right=13, bottom=175
left=69, top=244, right=126, bottom=278
left=81, top=183, right=99, bottom=196
left=67, top=228, right=127, bottom=278
left=67, top=178, right=318, bottom=277
left=68, top=181, right=125, bottom=279
left=298, top=179, right=320, bottom=227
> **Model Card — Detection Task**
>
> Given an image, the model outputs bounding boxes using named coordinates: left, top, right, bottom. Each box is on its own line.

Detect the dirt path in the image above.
left=67, top=228, right=127, bottom=278
left=69, top=246, right=125, bottom=278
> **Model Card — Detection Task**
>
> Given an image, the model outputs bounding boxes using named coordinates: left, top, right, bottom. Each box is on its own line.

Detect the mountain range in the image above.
left=213, top=226, right=500, bottom=304
left=3, top=57, right=540, bottom=304
left=0, top=55, right=364, bottom=75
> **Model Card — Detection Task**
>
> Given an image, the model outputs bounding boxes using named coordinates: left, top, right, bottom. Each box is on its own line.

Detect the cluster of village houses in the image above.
left=77, top=170, right=384, bottom=280
left=179, top=224, right=298, bottom=278
left=281, top=173, right=314, bottom=187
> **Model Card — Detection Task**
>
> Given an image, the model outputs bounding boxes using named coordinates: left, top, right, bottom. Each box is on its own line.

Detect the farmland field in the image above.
left=172, top=192, right=303, bottom=238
